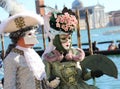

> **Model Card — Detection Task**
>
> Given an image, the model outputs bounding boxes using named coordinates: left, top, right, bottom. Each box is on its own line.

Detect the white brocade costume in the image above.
left=4, top=47, right=45, bottom=89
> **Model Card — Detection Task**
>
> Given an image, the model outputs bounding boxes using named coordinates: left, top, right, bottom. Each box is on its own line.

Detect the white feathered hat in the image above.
left=0, top=0, right=44, bottom=33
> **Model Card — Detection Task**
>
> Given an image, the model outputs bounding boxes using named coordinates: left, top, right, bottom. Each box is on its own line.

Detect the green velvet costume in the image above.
left=43, top=7, right=99, bottom=89
left=43, top=35, right=99, bottom=89
left=43, top=48, right=99, bottom=89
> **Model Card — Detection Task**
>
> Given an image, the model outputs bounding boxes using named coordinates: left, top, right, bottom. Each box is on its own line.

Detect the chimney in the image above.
left=35, top=0, right=45, bottom=16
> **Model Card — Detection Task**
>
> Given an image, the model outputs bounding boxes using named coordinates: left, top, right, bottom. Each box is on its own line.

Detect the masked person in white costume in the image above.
left=0, top=0, right=46, bottom=89
left=42, top=7, right=103, bottom=89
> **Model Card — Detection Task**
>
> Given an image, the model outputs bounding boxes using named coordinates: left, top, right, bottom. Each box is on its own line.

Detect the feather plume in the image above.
left=0, top=0, right=26, bottom=15
left=39, top=5, right=60, bottom=14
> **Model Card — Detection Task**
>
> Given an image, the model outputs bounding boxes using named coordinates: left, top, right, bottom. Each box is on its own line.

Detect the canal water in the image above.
left=0, top=26, right=120, bottom=89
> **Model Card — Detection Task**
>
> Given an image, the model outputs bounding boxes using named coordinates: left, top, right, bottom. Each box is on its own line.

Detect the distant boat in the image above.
left=83, top=49, right=120, bottom=56
left=33, top=48, right=120, bottom=56
left=33, top=39, right=120, bottom=56
left=103, top=29, right=120, bottom=35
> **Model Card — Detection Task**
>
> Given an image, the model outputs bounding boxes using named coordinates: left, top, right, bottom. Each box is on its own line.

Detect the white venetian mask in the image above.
left=60, top=34, right=72, bottom=50
left=24, top=29, right=39, bottom=45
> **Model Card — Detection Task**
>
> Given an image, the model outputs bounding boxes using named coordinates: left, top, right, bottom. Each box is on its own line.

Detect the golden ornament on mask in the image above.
left=14, top=17, right=25, bottom=29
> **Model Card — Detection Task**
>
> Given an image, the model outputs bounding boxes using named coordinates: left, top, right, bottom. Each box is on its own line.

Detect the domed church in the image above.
left=71, top=0, right=109, bottom=29
left=72, top=0, right=83, bottom=9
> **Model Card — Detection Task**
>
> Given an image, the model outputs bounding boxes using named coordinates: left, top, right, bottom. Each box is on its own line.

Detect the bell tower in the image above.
left=35, top=0, right=45, bottom=16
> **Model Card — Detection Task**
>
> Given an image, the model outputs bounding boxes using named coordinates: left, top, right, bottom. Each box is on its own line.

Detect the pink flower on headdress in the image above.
left=56, top=22, right=60, bottom=28
left=56, top=12, right=78, bottom=32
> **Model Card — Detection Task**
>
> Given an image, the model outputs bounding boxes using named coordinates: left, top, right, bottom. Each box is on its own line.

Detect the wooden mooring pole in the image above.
left=35, top=0, right=46, bottom=50
left=76, top=9, right=82, bottom=48
left=85, top=9, right=97, bottom=85
left=0, top=33, right=5, bottom=60
left=41, top=25, right=46, bottom=50
left=85, top=9, right=93, bottom=55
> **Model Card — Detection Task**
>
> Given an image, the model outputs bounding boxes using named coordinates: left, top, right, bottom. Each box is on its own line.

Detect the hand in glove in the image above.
left=91, top=70, right=104, bottom=78
left=47, top=77, right=60, bottom=88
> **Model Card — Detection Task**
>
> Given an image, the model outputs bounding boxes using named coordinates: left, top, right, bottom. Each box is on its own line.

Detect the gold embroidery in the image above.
left=68, top=76, right=76, bottom=85
left=12, top=48, right=24, bottom=55
left=14, top=17, right=25, bottom=29
left=35, top=78, right=41, bottom=89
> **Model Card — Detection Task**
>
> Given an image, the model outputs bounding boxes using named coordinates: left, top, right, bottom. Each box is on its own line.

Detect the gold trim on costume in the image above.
left=12, top=48, right=24, bottom=55
left=35, top=78, right=41, bottom=89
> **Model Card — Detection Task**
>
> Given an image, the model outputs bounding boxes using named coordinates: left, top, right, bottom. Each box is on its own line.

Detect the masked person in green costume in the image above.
left=42, top=7, right=103, bottom=89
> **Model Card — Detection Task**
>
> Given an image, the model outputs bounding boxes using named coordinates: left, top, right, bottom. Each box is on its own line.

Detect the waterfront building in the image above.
left=35, top=0, right=111, bottom=30
left=109, top=10, right=120, bottom=26
left=72, top=0, right=109, bottom=29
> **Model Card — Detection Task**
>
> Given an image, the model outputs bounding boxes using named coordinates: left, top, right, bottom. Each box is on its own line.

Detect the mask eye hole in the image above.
left=28, top=33, right=32, bottom=36
left=68, top=37, right=71, bottom=39
left=61, top=38, right=66, bottom=40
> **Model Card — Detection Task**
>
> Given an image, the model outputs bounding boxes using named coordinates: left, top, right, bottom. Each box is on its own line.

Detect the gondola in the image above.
left=83, top=49, right=120, bottom=56
left=34, top=47, right=120, bottom=57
